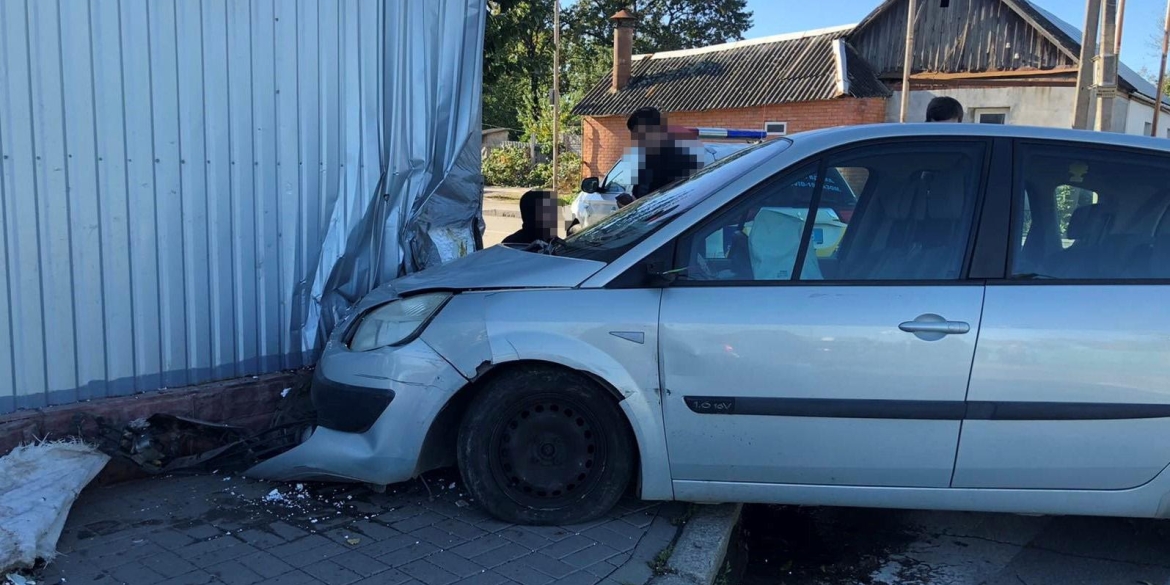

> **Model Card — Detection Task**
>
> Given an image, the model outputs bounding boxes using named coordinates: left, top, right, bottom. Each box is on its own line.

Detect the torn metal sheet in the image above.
left=0, top=442, right=108, bottom=573
left=298, top=0, right=487, bottom=354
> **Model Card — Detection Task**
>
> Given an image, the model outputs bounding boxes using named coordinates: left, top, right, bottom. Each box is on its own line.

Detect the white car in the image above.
left=566, top=141, right=752, bottom=234
left=251, top=123, right=1170, bottom=527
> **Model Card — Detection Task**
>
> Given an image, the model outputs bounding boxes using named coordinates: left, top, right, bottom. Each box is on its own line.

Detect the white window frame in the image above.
left=973, top=107, right=1010, bottom=124
left=764, top=121, right=788, bottom=136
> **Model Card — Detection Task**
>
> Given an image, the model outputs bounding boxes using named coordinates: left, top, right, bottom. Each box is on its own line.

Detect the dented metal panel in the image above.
left=0, top=0, right=386, bottom=413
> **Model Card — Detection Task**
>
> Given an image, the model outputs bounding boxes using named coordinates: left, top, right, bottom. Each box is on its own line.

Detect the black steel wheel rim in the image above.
left=488, top=393, right=606, bottom=509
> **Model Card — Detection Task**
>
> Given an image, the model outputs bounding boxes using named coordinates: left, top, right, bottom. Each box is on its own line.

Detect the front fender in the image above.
left=483, top=289, right=673, bottom=501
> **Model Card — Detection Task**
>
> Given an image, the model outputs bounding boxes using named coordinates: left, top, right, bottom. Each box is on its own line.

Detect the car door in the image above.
left=660, top=138, right=991, bottom=488
left=954, top=140, right=1170, bottom=490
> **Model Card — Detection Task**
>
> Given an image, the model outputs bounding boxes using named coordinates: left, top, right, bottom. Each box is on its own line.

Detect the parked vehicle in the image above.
left=566, top=128, right=768, bottom=234
left=250, top=123, right=1170, bottom=526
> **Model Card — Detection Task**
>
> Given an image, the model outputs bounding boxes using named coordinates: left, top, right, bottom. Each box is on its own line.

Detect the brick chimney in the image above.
left=611, top=9, right=637, bottom=92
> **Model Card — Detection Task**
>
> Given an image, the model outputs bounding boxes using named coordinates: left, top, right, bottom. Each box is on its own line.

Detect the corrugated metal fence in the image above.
left=0, top=0, right=384, bottom=413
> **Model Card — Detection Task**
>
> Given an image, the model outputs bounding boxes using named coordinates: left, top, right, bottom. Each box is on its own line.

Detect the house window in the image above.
left=973, top=108, right=1009, bottom=124
left=764, top=122, right=788, bottom=136
left=1145, top=122, right=1153, bottom=136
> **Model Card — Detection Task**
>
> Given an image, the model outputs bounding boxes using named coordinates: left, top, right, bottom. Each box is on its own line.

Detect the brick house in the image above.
left=571, top=16, right=891, bottom=178
left=572, top=1, right=1170, bottom=179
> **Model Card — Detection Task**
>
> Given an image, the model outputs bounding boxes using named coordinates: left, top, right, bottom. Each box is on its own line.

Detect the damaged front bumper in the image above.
left=246, top=338, right=467, bottom=485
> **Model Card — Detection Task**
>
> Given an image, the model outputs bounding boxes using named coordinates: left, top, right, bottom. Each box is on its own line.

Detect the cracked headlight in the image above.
left=348, top=292, right=451, bottom=351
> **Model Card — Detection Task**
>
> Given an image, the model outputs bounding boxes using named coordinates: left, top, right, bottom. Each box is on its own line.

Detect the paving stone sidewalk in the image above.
left=35, top=470, right=684, bottom=585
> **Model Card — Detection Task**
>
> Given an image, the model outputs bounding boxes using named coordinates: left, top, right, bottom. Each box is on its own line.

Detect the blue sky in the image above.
left=744, top=0, right=1168, bottom=76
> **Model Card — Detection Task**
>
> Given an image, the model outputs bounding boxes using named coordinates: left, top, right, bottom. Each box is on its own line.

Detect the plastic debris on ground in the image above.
left=0, top=441, right=109, bottom=574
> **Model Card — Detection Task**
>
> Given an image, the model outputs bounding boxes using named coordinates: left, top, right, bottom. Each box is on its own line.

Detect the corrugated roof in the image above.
left=572, top=27, right=891, bottom=118
left=1015, top=0, right=1170, bottom=107
left=852, top=0, right=1167, bottom=107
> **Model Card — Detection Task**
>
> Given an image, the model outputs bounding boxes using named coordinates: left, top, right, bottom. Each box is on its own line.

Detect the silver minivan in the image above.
left=251, top=124, right=1170, bottom=526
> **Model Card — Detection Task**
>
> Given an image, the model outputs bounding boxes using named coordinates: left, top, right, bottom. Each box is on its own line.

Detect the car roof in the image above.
left=788, top=123, right=1170, bottom=154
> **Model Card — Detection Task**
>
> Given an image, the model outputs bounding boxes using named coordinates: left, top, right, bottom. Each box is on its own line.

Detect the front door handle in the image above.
left=899, top=321, right=970, bottom=335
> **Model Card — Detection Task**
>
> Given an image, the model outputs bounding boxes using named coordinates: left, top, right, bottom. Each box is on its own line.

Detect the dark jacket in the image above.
left=631, top=144, right=699, bottom=200
left=502, top=190, right=556, bottom=245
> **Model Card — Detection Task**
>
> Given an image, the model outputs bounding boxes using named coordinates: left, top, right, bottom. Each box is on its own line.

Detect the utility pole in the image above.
left=899, top=0, right=917, bottom=122
left=1154, top=0, right=1169, bottom=136
left=551, top=0, right=561, bottom=201
left=1096, top=0, right=1119, bottom=131
left=1073, top=0, right=1102, bottom=129
left=1114, top=0, right=1126, bottom=55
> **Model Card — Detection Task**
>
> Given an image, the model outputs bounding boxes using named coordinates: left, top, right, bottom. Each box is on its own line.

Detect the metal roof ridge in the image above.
left=631, top=23, right=858, bottom=60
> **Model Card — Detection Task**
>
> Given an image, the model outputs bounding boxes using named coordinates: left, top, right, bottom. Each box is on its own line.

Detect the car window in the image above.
left=678, top=141, right=984, bottom=282
left=813, top=142, right=984, bottom=281
left=683, top=164, right=821, bottom=281
left=603, top=156, right=635, bottom=193
left=1011, top=143, right=1170, bottom=280
left=551, top=139, right=791, bottom=263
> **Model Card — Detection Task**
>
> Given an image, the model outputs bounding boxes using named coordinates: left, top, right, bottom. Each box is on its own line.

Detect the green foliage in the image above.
left=648, top=544, right=675, bottom=575
left=1021, top=184, right=1095, bottom=242
left=482, top=146, right=534, bottom=187
left=565, top=0, right=753, bottom=55
left=482, top=145, right=581, bottom=198
left=526, top=151, right=582, bottom=197
left=484, top=0, right=555, bottom=132
left=484, top=0, right=754, bottom=136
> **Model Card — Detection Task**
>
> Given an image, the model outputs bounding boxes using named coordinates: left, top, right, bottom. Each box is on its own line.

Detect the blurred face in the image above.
left=631, top=123, right=667, bottom=150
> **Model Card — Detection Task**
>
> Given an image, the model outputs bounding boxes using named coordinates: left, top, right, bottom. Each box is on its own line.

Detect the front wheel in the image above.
left=566, top=219, right=582, bottom=236
left=457, top=366, right=635, bottom=525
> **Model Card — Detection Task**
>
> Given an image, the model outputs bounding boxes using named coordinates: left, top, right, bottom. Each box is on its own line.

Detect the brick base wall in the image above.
left=580, top=97, right=889, bottom=178
left=0, top=370, right=310, bottom=482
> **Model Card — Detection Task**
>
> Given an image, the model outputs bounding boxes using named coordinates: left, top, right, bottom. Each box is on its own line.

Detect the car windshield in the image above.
left=603, top=155, right=636, bottom=193
left=551, top=138, right=792, bottom=262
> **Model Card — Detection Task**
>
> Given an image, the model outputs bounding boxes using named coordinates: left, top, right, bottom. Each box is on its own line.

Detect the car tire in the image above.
left=457, top=366, right=635, bottom=525
left=566, top=219, right=581, bottom=236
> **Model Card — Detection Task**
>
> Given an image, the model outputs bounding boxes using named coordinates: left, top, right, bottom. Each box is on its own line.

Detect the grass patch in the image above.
left=714, top=557, right=734, bottom=585
left=649, top=543, right=676, bottom=575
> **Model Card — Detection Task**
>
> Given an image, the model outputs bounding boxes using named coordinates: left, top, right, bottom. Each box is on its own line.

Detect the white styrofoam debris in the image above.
left=280, top=388, right=291, bottom=398
left=0, top=442, right=109, bottom=574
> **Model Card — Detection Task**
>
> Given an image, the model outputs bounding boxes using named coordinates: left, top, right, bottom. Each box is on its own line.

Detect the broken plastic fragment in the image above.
left=281, top=388, right=291, bottom=398
left=456, top=500, right=470, bottom=508
left=346, top=537, right=361, bottom=546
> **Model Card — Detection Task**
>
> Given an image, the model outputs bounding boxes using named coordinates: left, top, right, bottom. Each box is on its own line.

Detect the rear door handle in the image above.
left=899, top=320, right=971, bottom=335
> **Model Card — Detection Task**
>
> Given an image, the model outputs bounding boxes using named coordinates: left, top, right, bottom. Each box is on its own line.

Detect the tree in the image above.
left=483, top=0, right=753, bottom=139
left=561, top=0, right=751, bottom=102
left=484, top=0, right=555, bottom=134
left=1138, top=66, right=1170, bottom=97
left=564, top=0, right=752, bottom=55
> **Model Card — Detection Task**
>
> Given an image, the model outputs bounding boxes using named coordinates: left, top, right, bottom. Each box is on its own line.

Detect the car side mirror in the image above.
left=580, top=177, right=600, bottom=193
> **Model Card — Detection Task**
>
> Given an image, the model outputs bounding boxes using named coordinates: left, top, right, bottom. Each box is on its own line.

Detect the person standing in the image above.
left=925, top=96, right=964, bottom=122
left=626, top=106, right=699, bottom=200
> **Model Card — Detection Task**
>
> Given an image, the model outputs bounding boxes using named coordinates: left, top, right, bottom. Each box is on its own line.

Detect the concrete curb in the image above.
left=649, top=503, right=743, bottom=585
left=481, top=205, right=570, bottom=220
left=482, top=208, right=520, bottom=219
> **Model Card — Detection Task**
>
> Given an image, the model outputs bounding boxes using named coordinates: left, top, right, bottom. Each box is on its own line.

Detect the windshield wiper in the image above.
left=528, top=236, right=568, bottom=256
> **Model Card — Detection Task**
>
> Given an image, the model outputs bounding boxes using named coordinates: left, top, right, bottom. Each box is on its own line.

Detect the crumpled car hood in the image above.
left=352, top=245, right=606, bottom=315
